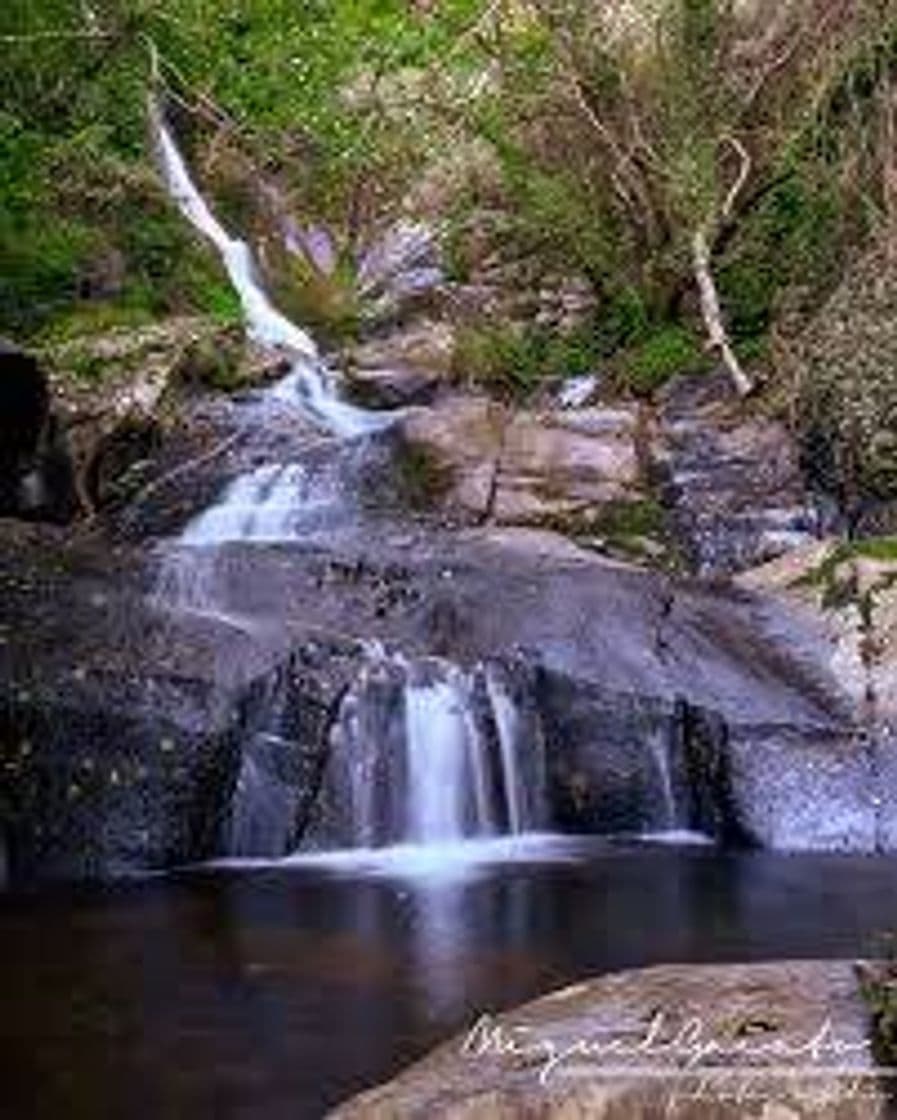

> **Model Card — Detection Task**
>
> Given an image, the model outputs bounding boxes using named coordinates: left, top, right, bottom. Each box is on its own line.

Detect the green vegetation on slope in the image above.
left=5, top=0, right=897, bottom=419
left=0, top=0, right=479, bottom=340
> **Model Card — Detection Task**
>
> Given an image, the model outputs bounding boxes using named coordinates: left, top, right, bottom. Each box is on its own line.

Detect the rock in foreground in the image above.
left=330, top=960, right=882, bottom=1119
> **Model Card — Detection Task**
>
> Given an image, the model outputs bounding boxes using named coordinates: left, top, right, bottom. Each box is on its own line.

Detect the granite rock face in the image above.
left=1, top=503, right=882, bottom=881
left=399, top=395, right=649, bottom=532
left=4, top=328, right=897, bottom=881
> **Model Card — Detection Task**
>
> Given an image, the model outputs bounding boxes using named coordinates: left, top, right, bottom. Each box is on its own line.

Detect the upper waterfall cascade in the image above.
left=152, top=102, right=392, bottom=439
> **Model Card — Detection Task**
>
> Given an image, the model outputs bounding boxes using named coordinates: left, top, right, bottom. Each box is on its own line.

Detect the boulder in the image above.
left=343, top=320, right=454, bottom=408
left=329, top=960, right=879, bottom=1119
left=399, top=396, right=653, bottom=545
left=400, top=395, right=507, bottom=519
left=493, top=406, right=643, bottom=525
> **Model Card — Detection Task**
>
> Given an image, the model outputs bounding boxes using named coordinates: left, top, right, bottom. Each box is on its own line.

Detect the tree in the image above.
left=454, top=0, right=897, bottom=395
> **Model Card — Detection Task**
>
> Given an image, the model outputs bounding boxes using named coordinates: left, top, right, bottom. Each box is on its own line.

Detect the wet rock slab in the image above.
left=0, top=508, right=888, bottom=880
left=330, top=960, right=883, bottom=1120
left=0, top=521, right=361, bottom=879
left=656, top=370, right=826, bottom=575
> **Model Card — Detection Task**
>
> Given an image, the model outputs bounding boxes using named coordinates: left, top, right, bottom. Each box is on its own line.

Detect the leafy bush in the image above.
left=0, top=0, right=483, bottom=343
left=623, top=326, right=705, bottom=394
left=719, top=174, right=848, bottom=343
left=453, top=322, right=602, bottom=399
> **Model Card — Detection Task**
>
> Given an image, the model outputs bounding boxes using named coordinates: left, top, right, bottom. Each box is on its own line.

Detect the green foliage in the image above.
left=455, top=300, right=703, bottom=401
left=4, top=0, right=897, bottom=384
left=719, top=165, right=857, bottom=344
left=593, top=287, right=652, bottom=357
left=394, top=443, right=454, bottom=511
left=595, top=498, right=666, bottom=540
left=859, top=955, right=897, bottom=1069
left=0, top=0, right=485, bottom=341
left=454, top=321, right=601, bottom=399
left=623, top=325, right=705, bottom=394
left=270, top=252, right=361, bottom=347
left=0, top=37, right=235, bottom=339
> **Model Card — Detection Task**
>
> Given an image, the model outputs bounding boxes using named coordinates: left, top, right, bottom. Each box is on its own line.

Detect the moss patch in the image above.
left=392, top=442, right=455, bottom=511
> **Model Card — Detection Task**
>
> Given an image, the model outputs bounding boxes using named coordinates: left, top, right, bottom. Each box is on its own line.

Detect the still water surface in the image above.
left=2, top=838, right=896, bottom=1119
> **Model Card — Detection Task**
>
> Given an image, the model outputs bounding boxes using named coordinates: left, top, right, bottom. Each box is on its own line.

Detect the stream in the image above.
left=3, top=107, right=895, bottom=1120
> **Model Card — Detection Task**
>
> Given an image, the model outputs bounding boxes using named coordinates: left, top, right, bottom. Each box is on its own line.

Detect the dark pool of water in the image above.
left=3, top=837, right=897, bottom=1120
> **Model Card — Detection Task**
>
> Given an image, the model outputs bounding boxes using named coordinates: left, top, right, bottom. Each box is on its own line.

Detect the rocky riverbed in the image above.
left=1, top=335, right=894, bottom=880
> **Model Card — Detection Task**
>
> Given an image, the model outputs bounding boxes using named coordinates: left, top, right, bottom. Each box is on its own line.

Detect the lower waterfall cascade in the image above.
left=315, top=654, right=548, bottom=850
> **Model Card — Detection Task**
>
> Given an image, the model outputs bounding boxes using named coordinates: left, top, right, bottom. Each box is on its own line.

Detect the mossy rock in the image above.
left=392, top=441, right=455, bottom=510
left=175, top=329, right=247, bottom=392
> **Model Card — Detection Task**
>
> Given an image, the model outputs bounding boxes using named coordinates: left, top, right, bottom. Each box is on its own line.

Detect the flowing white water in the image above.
left=405, top=674, right=473, bottom=843
left=648, top=728, right=678, bottom=831
left=402, top=658, right=540, bottom=844
left=318, top=654, right=545, bottom=851
left=151, top=102, right=399, bottom=624
left=484, top=665, right=525, bottom=834
left=179, top=463, right=336, bottom=545
left=151, top=101, right=392, bottom=439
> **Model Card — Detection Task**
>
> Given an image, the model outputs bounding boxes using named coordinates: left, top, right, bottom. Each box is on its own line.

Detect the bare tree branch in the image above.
left=692, top=228, right=753, bottom=396
left=720, top=133, right=752, bottom=220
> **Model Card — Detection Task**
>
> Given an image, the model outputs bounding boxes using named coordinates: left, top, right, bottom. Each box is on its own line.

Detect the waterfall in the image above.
left=150, top=102, right=405, bottom=624
left=648, top=728, right=679, bottom=832
left=307, top=654, right=546, bottom=851
left=150, top=100, right=392, bottom=439
left=179, top=463, right=338, bottom=546
left=484, top=664, right=526, bottom=834
left=405, top=668, right=477, bottom=842
left=152, top=457, right=345, bottom=617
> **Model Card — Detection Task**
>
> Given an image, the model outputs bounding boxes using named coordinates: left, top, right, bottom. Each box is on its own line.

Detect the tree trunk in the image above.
left=692, top=228, right=754, bottom=397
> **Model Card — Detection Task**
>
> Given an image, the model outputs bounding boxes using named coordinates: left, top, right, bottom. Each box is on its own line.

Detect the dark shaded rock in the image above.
left=537, top=674, right=747, bottom=842
left=0, top=340, right=78, bottom=523
left=0, top=340, right=48, bottom=469
left=227, top=639, right=365, bottom=857
left=539, top=674, right=692, bottom=834
left=0, top=675, right=243, bottom=880
left=0, top=522, right=285, bottom=881
left=83, top=415, right=163, bottom=510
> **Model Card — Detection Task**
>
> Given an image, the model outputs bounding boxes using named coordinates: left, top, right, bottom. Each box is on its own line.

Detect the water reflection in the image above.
left=3, top=842, right=897, bottom=1119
